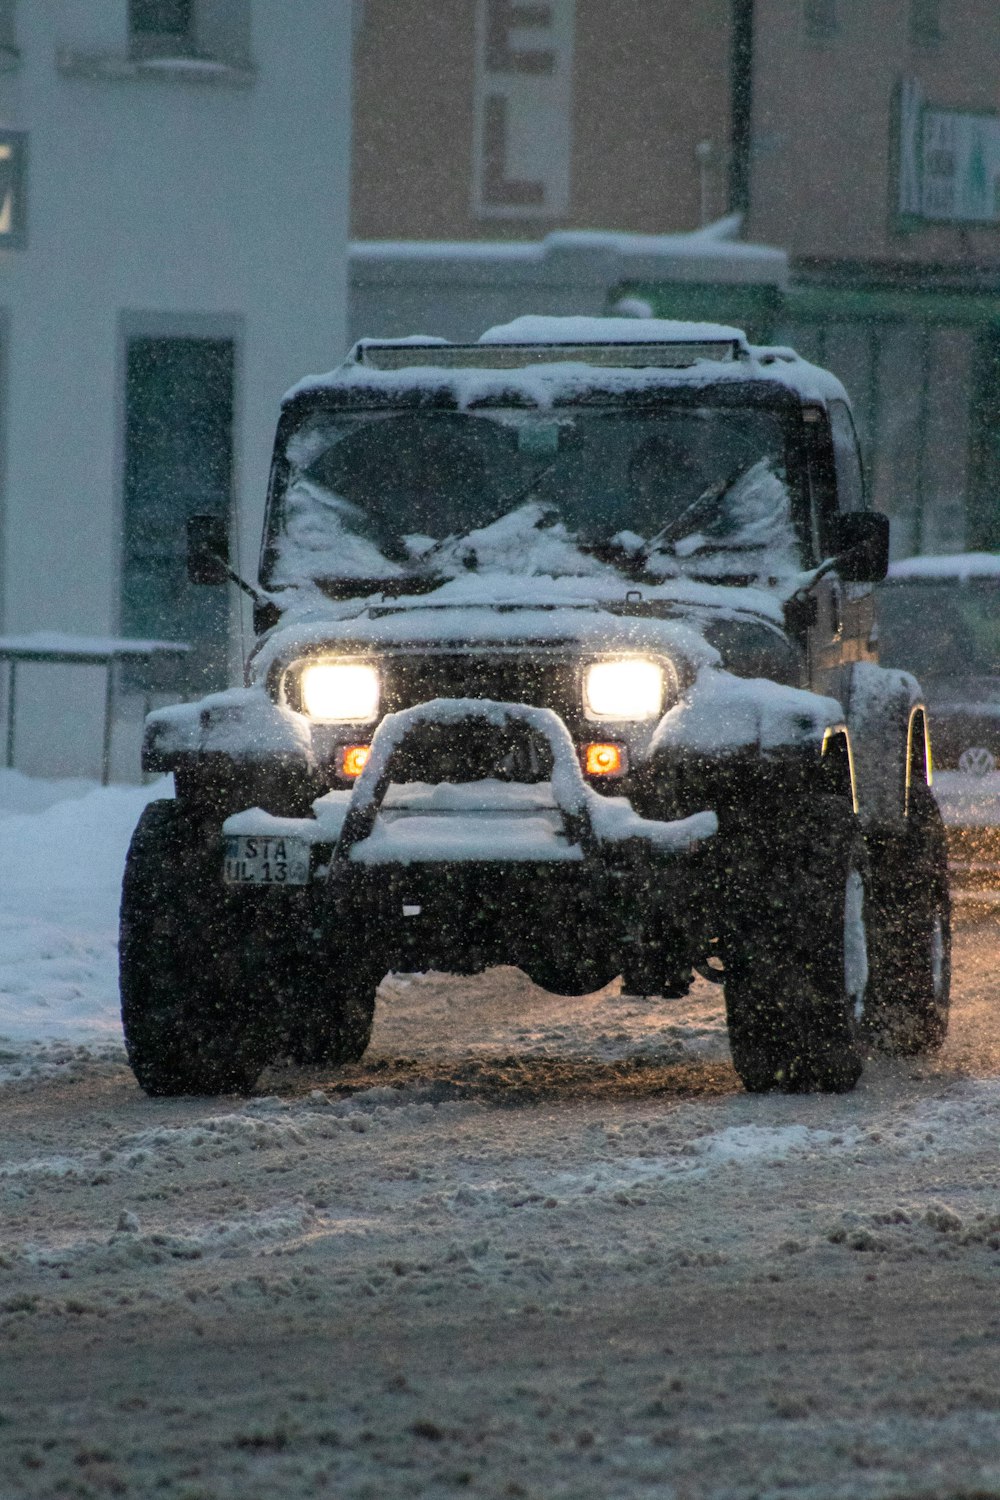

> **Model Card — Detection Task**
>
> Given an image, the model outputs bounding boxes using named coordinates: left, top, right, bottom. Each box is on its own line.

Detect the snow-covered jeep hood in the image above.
left=249, top=571, right=798, bottom=690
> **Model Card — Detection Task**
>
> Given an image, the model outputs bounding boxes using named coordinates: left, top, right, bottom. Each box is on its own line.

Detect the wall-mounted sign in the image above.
left=899, top=76, right=1000, bottom=226
left=0, top=130, right=27, bottom=248
left=472, top=0, right=574, bottom=220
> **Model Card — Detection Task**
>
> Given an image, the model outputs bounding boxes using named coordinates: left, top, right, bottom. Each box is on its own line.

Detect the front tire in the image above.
left=119, top=801, right=276, bottom=1097
left=280, top=965, right=379, bottom=1066
left=866, top=782, right=951, bottom=1056
left=723, top=795, right=869, bottom=1094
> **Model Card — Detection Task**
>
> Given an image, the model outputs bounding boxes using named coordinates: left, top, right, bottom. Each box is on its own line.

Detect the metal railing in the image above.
left=0, top=633, right=189, bottom=785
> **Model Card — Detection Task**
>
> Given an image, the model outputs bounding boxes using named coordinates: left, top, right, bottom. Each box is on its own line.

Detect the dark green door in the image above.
left=122, top=337, right=234, bottom=695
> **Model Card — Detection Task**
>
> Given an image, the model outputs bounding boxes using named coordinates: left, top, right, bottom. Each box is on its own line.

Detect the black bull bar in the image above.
left=327, top=698, right=716, bottom=992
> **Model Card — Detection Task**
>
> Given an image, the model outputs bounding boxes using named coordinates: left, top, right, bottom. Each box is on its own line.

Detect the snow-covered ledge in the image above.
left=352, top=218, right=787, bottom=288
left=348, top=218, right=788, bottom=345
left=56, top=49, right=255, bottom=86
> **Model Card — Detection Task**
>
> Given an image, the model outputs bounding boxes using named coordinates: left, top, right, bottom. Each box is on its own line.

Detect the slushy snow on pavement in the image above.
left=1, top=769, right=1000, bottom=1499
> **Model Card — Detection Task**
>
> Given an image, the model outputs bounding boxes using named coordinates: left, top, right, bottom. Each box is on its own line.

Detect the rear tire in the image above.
left=281, top=967, right=379, bottom=1066
left=521, top=954, right=618, bottom=996
left=620, top=951, right=693, bottom=999
left=723, top=796, right=869, bottom=1094
left=866, top=782, right=951, bottom=1056
left=119, top=801, right=276, bottom=1097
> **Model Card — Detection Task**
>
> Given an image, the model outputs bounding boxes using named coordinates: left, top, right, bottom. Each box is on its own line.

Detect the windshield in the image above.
left=265, top=404, right=800, bottom=591
left=878, top=579, right=1000, bottom=678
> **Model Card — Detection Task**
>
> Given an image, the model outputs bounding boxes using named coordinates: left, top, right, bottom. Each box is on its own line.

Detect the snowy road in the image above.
left=1, top=775, right=999, bottom=1498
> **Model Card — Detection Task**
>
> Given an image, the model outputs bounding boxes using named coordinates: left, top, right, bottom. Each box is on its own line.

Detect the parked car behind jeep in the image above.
left=878, top=552, right=1000, bottom=894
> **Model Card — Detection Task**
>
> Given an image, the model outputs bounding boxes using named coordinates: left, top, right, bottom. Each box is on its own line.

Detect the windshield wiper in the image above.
left=416, top=461, right=560, bottom=572
left=635, top=458, right=760, bottom=568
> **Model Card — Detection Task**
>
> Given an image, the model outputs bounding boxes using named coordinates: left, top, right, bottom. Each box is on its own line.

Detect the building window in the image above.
left=803, top=0, right=838, bottom=41
left=126, top=1, right=252, bottom=68
left=911, top=0, right=942, bottom=45
left=129, top=0, right=195, bottom=58
left=0, top=0, right=16, bottom=58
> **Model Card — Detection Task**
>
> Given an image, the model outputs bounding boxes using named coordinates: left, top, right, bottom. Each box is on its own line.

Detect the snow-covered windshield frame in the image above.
left=260, top=379, right=811, bottom=597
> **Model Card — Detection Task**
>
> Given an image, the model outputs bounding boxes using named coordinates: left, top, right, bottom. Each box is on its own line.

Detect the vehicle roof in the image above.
left=885, top=552, right=1000, bottom=581
left=282, top=315, right=850, bottom=413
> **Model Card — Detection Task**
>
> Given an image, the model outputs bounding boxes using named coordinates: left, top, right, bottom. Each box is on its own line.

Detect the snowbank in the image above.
left=0, top=771, right=169, bottom=1055
left=0, top=766, right=725, bottom=1077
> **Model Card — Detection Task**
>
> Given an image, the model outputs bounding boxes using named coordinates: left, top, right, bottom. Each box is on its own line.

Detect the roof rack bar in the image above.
left=356, top=340, right=743, bottom=372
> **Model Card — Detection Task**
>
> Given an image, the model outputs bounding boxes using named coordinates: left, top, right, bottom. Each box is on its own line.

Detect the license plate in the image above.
left=223, top=835, right=310, bottom=886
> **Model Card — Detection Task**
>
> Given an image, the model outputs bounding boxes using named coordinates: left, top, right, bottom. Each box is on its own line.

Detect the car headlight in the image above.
left=583, top=658, right=664, bottom=720
left=297, top=661, right=380, bottom=722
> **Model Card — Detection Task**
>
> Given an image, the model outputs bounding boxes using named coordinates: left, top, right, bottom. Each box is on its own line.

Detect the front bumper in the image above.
left=220, top=697, right=717, bottom=981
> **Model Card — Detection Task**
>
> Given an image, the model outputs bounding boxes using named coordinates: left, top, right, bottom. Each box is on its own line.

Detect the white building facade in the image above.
left=0, top=1, right=353, bottom=776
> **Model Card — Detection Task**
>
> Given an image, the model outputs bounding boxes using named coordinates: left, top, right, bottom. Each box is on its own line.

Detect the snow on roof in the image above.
left=886, top=552, right=1000, bottom=581
left=477, top=314, right=748, bottom=347
left=284, top=317, right=848, bottom=410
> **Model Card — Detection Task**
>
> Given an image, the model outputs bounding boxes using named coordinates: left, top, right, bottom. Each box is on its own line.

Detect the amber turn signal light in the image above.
left=584, top=742, right=627, bottom=777
left=340, top=744, right=371, bottom=777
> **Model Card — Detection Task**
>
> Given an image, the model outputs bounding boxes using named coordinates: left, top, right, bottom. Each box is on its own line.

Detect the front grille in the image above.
left=381, top=652, right=579, bottom=727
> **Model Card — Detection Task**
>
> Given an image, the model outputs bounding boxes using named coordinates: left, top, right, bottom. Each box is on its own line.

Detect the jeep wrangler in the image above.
left=120, top=316, right=951, bottom=1097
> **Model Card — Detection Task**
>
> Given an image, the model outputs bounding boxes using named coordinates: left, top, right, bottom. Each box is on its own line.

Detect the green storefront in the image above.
left=610, top=275, right=1000, bottom=558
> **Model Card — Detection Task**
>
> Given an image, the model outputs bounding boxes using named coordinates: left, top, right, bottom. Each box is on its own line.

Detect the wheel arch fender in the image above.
left=644, top=666, right=857, bottom=813
left=649, top=666, right=849, bottom=764
left=905, top=703, right=932, bottom=813
left=142, top=685, right=315, bottom=774
left=844, top=662, right=928, bottom=826
left=819, top=724, right=858, bottom=809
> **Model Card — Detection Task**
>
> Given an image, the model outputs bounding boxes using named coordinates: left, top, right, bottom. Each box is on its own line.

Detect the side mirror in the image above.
left=829, top=511, right=890, bottom=584
left=187, top=514, right=230, bottom=585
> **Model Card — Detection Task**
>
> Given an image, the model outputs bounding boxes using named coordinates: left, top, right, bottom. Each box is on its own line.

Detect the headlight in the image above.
left=583, top=658, right=664, bottom=720
left=297, top=661, right=380, bottom=722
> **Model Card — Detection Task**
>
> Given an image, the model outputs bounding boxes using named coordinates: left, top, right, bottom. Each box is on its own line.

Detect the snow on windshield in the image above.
left=643, top=458, right=801, bottom=582
left=267, top=405, right=802, bottom=591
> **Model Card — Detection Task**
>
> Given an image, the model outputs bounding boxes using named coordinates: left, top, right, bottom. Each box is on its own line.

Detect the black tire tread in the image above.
left=723, top=795, right=867, bottom=1094
left=119, top=801, right=275, bottom=1096
left=866, top=781, right=951, bottom=1056
left=282, top=979, right=378, bottom=1066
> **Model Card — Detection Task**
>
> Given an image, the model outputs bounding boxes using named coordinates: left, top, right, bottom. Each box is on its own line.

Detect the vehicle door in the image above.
left=805, top=399, right=878, bottom=701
